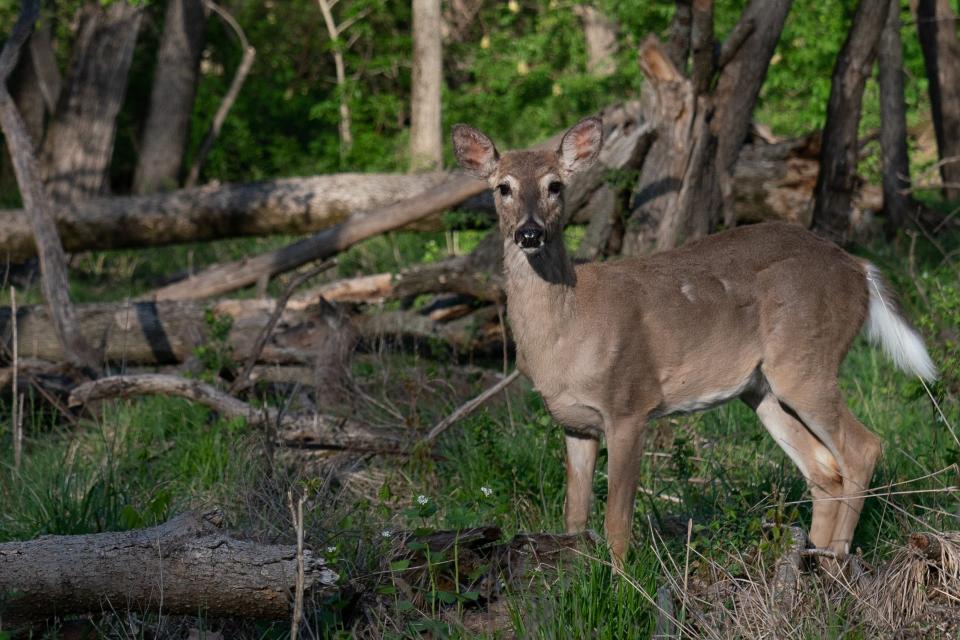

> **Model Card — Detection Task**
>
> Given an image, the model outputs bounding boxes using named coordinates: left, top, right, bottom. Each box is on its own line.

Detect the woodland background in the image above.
left=0, top=0, right=959, bottom=638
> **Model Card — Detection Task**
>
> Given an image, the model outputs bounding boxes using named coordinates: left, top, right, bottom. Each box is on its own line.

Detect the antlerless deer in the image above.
left=452, top=117, right=937, bottom=567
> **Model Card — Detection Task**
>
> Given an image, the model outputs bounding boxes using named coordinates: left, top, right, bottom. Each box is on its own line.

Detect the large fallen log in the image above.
left=0, top=297, right=503, bottom=367
left=0, top=508, right=338, bottom=625
left=0, top=173, right=456, bottom=262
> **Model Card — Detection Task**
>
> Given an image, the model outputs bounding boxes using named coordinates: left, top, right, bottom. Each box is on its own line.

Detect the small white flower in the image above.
left=417, top=495, right=429, bottom=505
left=481, top=486, right=493, bottom=497
left=381, top=529, right=393, bottom=538
left=326, top=546, right=337, bottom=554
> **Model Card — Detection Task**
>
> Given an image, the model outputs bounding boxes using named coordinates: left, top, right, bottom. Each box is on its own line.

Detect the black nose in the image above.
left=514, top=223, right=544, bottom=249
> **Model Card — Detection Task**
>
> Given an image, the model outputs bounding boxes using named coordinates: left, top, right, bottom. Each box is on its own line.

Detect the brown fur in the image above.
left=452, top=119, right=890, bottom=567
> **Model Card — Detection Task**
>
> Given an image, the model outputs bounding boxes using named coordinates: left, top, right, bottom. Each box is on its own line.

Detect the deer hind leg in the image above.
left=603, top=422, right=643, bottom=571
left=564, top=432, right=599, bottom=533
left=743, top=392, right=844, bottom=549
left=762, top=373, right=882, bottom=555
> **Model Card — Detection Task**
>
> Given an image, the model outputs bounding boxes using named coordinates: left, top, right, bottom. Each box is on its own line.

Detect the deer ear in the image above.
left=558, top=117, right=603, bottom=178
left=452, top=124, right=499, bottom=180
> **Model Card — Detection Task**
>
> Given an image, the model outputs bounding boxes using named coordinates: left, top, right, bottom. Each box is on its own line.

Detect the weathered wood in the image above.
left=69, top=373, right=411, bottom=452
left=133, top=0, right=206, bottom=194
left=1, top=295, right=503, bottom=367
left=298, top=229, right=504, bottom=305
left=0, top=508, right=338, bottom=625
left=917, top=0, right=960, bottom=199
left=40, top=1, right=142, bottom=202
left=0, top=298, right=354, bottom=367
left=0, top=172, right=454, bottom=261
left=813, top=0, right=889, bottom=240
left=0, top=1, right=100, bottom=373
left=878, top=0, right=912, bottom=232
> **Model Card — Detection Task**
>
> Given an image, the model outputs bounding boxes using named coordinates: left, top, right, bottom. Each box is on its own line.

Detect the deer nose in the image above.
left=514, top=223, right=544, bottom=249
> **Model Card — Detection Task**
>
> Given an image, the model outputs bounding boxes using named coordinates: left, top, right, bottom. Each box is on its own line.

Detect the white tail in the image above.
left=863, top=263, right=938, bottom=382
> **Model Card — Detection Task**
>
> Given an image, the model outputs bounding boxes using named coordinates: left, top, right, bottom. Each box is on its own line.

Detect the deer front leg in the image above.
left=564, top=432, right=599, bottom=533
left=604, top=423, right=643, bottom=571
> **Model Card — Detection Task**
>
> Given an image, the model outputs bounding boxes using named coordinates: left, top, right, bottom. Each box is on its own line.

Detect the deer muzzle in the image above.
left=514, top=221, right=544, bottom=253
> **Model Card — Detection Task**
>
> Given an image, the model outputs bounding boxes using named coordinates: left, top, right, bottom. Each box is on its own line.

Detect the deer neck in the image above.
left=503, top=233, right=577, bottom=355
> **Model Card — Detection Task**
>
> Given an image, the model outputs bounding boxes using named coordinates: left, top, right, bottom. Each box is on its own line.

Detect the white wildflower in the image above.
left=326, top=546, right=337, bottom=554
left=381, top=529, right=393, bottom=538
left=417, top=495, right=429, bottom=505
left=481, top=486, right=493, bottom=497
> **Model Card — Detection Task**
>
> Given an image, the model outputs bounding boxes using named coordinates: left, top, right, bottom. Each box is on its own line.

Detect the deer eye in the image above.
left=497, top=183, right=512, bottom=197
left=548, top=181, right=563, bottom=195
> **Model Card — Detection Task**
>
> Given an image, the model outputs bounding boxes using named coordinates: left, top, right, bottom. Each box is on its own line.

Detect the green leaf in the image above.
left=389, top=559, right=411, bottom=571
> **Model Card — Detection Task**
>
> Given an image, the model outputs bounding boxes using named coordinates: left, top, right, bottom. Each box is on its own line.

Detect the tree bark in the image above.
left=1, top=294, right=504, bottom=367
left=410, top=0, right=443, bottom=172
left=133, top=0, right=206, bottom=194
left=0, top=508, right=338, bottom=625
left=665, top=0, right=693, bottom=70
left=0, top=1, right=100, bottom=373
left=40, top=1, right=142, bottom=202
left=916, top=0, right=960, bottom=199
left=299, top=229, right=505, bottom=305
left=712, top=0, right=792, bottom=228
left=622, top=1, right=792, bottom=255
left=574, top=5, right=619, bottom=78
left=878, top=0, right=912, bottom=231
left=0, top=172, right=452, bottom=261
left=1, top=297, right=354, bottom=367
left=812, top=0, right=889, bottom=240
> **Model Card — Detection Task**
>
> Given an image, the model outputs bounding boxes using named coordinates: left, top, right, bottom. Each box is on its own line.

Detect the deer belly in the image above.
left=545, top=391, right=604, bottom=437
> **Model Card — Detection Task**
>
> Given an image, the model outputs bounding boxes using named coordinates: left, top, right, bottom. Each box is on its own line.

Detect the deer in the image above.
left=451, top=116, right=938, bottom=569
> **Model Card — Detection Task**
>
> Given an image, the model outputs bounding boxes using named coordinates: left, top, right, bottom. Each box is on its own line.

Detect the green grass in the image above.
left=2, top=226, right=958, bottom=637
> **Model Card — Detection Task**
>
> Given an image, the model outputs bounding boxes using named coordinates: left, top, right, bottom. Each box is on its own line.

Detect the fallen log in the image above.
left=68, top=373, right=411, bottom=452
left=0, top=508, right=338, bottom=625
left=146, top=102, right=646, bottom=302
left=296, top=229, right=505, bottom=305
left=0, top=296, right=502, bottom=367
left=0, top=172, right=457, bottom=262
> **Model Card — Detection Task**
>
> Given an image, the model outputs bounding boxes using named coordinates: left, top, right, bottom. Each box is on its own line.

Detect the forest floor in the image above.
left=1, top=216, right=959, bottom=639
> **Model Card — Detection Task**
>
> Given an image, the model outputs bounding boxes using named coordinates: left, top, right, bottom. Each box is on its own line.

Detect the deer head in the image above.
left=451, top=117, right=603, bottom=256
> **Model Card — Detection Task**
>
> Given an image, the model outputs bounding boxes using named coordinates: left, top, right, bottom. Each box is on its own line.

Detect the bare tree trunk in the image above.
left=40, top=1, right=142, bottom=202
left=916, top=0, right=960, bottom=199
left=0, top=509, right=338, bottom=625
left=316, top=0, right=353, bottom=162
left=665, top=0, right=693, bottom=70
left=622, top=0, right=792, bottom=255
left=879, top=0, right=912, bottom=231
left=573, top=5, right=619, bottom=77
left=0, top=1, right=100, bottom=373
left=133, top=0, right=206, bottom=194
left=813, top=0, right=889, bottom=240
left=712, top=0, right=793, bottom=227
left=410, top=0, right=443, bottom=172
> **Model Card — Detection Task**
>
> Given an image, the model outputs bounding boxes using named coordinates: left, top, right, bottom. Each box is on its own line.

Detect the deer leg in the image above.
left=763, top=374, right=882, bottom=555
left=604, top=422, right=643, bottom=571
left=564, top=432, right=599, bottom=533
left=743, top=393, right=844, bottom=549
